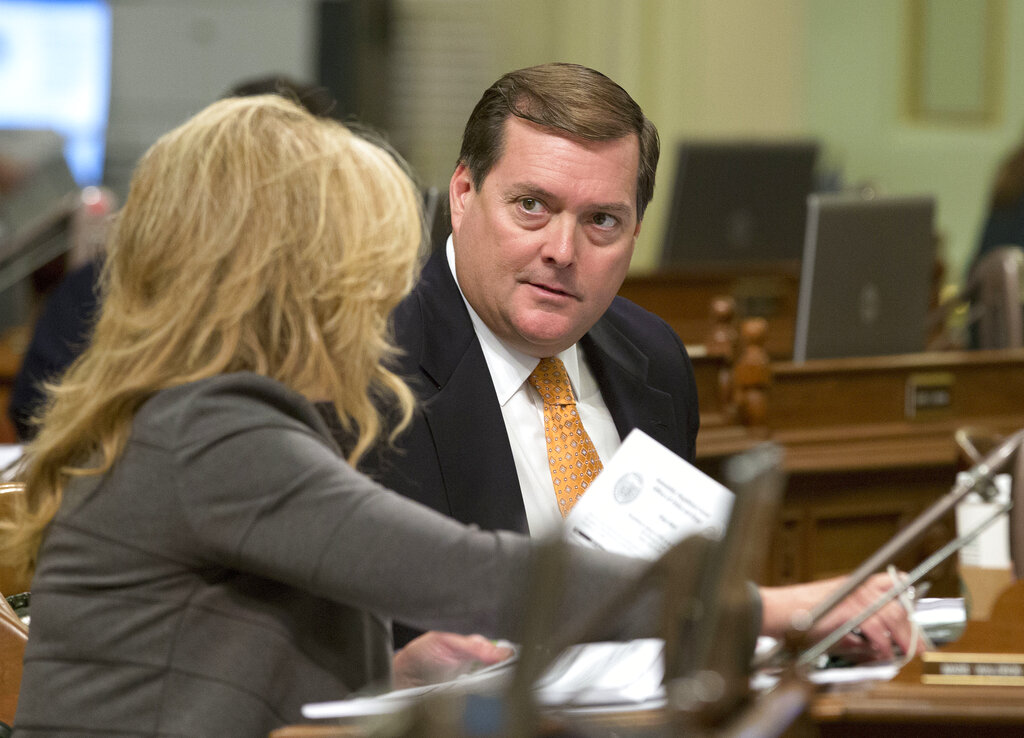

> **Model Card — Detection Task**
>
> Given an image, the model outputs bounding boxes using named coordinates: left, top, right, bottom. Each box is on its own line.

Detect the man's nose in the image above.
left=540, top=218, right=576, bottom=267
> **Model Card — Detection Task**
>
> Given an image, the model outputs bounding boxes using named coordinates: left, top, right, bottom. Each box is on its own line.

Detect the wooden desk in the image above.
left=695, top=349, right=1024, bottom=588
left=809, top=681, right=1024, bottom=736
left=272, top=679, right=1024, bottom=737
left=619, top=263, right=800, bottom=360
left=808, top=584, right=1024, bottom=736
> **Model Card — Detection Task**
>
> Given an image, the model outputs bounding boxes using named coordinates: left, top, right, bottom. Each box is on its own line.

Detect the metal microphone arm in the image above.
left=759, top=427, right=1024, bottom=668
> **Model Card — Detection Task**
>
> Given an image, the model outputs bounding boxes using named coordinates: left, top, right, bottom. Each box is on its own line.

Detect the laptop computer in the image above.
left=792, top=193, right=936, bottom=362
left=660, top=139, right=819, bottom=267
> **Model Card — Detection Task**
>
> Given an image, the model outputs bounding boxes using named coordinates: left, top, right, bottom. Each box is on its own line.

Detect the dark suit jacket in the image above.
left=358, top=248, right=701, bottom=536
left=9, top=257, right=103, bottom=440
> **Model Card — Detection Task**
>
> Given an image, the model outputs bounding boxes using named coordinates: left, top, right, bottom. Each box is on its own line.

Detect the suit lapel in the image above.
left=409, top=253, right=678, bottom=531
left=412, top=252, right=529, bottom=532
left=581, top=316, right=679, bottom=452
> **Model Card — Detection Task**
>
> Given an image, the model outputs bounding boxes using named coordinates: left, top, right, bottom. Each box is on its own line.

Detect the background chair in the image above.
left=929, top=245, right=1024, bottom=350
left=0, top=484, right=28, bottom=597
left=0, top=588, right=27, bottom=730
left=0, top=483, right=29, bottom=732
left=965, top=245, right=1024, bottom=350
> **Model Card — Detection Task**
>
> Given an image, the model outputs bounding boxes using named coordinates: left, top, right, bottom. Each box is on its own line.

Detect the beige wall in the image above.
left=804, top=0, right=1020, bottom=287
left=483, top=0, right=1019, bottom=286
left=102, top=1, right=1022, bottom=288
left=489, top=0, right=809, bottom=271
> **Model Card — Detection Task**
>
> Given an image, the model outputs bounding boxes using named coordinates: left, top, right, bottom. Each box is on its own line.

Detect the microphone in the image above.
left=759, top=427, right=1024, bottom=669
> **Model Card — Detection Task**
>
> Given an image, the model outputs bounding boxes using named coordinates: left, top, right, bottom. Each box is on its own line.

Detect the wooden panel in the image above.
left=0, top=530, right=28, bottom=727
left=770, top=349, right=1024, bottom=434
left=812, top=681, right=1024, bottom=736
left=0, top=612, right=26, bottom=727
left=0, top=330, right=24, bottom=444
left=697, top=349, right=1024, bottom=589
left=0, top=486, right=30, bottom=596
left=618, top=263, right=800, bottom=359
left=690, top=349, right=735, bottom=427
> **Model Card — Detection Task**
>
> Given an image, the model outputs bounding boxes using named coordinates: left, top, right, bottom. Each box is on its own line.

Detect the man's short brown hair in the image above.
left=458, top=63, right=660, bottom=220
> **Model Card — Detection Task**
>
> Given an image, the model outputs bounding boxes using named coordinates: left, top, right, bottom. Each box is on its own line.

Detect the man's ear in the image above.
left=449, top=163, right=474, bottom=235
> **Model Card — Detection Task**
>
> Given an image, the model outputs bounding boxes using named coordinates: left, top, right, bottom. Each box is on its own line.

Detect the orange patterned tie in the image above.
left=527, top=357, right=604, bottom=517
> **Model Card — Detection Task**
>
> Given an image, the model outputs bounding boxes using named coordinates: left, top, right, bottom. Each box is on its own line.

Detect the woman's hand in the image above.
left=392, top=631, right=515, bottom=689
left=760, top=573, right=920, bottom=662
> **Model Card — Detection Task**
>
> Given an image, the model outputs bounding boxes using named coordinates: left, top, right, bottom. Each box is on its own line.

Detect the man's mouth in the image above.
left=528, top=281, right=574, bottom=299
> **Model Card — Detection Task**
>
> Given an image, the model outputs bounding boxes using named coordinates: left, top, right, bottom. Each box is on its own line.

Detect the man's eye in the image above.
left=520, top=198, right=542, bottom=212
left=592, top=212, right=619, bottom=228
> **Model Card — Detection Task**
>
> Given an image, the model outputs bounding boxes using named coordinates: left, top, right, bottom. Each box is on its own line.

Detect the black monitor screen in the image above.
left=660, top=140, right=819, bottom=267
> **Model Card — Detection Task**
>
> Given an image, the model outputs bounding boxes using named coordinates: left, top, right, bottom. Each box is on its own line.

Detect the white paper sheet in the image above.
left=302, top=639, right=668, bottom=720
left=0, top=444, right=23, bottom=480
left=565, top=428, right=734, bottom=559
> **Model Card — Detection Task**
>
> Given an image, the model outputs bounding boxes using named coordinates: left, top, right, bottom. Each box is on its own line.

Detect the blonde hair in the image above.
left=3, top=95, right=423, bottom=573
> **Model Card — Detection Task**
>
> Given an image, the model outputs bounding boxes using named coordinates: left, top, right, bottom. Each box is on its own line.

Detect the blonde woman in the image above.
left=3, top=96, right=650, bottom=735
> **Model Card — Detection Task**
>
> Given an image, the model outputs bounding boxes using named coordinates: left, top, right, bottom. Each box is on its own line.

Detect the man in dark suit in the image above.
left=367, top=62, right=688, bottom=537
left=371, top=237, right=696, bottom=537
left=359, top=63, right=914, bottom=659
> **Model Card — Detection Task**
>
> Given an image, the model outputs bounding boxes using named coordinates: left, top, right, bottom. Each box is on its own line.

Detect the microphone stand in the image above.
left=758, top=427, right=1024, bottom=670
left=798, top=496, right=1009, bottom=666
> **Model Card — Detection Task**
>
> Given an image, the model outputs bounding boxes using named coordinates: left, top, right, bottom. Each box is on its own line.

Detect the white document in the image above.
left=534, top=639, right=665, bottom=707
left=302, top=656, right=516, bottom=720
left=526, top=430, right=735, bottom=711
left=0, top=444, right=23, bottom=481
left=302, top=639, right=668, bottom=720
left=565, top=428, right=734, bottom=559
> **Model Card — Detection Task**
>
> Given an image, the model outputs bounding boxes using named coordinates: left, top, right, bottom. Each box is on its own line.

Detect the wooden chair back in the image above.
left=0, top=484, right=29, bottom=597
left=0, top=588, right=27, bottom=728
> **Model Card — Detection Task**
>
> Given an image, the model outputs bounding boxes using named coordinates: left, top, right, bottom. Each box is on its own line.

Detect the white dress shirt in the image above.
left=446, top=240, right=622, bottom=538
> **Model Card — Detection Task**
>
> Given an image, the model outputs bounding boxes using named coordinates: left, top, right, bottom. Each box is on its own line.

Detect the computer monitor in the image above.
left=792, top=193, right=936, bottom=362
left=0, top=130, right=81, bottom=293
left=0, top=0, right=112, bottom=186
left=660, top=139, right=819, bottom=267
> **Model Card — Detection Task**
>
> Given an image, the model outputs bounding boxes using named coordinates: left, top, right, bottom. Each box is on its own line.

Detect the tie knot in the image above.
left=527, top=357, right=576, bottom=406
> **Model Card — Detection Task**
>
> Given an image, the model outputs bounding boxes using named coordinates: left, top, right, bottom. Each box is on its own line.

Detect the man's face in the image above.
left=450, top=116, right=641, bottom=358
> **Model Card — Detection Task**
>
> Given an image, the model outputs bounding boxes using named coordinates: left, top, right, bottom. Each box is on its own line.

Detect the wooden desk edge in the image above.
left=811, top=681, right=1024, bottom=724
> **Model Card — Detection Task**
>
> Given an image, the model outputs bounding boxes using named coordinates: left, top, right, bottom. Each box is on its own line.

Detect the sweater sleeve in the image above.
left=168, top=376, right=654, bottom=643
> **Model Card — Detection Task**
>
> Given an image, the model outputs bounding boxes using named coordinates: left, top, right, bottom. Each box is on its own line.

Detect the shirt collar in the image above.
left=446, top=237, right=581, bottom=406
